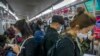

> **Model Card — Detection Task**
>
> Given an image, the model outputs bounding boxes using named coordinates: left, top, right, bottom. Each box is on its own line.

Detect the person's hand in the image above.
left=80, top=38, right=83, bottom=43
left=11, top=44, right=20, bottom=54
left=88, top=34, right=96, bottom=40
left=94, top=40, right=99, bottom=46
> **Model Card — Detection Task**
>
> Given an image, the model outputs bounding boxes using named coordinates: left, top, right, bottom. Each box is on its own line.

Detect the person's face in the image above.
left=56, top=23, right=62, bottom=31
left=80, top=25, right=94, bottom=34
left=12, top=26, right=19, bottom=33
left=40, top=25, right=44, bottom=29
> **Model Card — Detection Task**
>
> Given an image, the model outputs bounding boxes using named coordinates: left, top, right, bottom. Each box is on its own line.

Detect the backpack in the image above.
left=47, top=39, right=61, bottom=56
left=47, top=35, right=75, bottom=56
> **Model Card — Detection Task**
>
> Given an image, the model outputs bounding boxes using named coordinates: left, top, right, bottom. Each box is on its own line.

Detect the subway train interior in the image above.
left=0, top=0, right=100, bottom=56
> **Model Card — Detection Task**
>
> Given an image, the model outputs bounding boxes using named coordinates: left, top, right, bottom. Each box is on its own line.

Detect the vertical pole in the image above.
left=40, top=13, right=42, bottom=20
left=6, top=4, right=9, bottom=20
left=51, top=6, right=53, bottom=16
left=27, top=16, right=29, bottom=20
left=1, top=9, right=3, bottom=20
left=6, top=4, right=9, bottom=30
left=93, top=0, right=96, bottom=17
left=92, top=0, right=96, bottom=54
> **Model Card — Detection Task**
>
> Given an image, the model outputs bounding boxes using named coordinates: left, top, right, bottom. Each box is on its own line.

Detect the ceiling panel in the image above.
left=6, top=0, right=63, bottom=19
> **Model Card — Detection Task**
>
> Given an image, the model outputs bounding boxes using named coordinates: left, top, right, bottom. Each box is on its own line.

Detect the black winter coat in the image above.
left=19, top=38, right=41, bottom=56
left=55, top=34, right=81, bottom=56
left=43, top=26, right=59, bottom=56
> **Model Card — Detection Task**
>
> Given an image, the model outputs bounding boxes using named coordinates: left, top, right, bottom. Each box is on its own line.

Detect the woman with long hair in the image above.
left=53, top=12, right=96, bottom=56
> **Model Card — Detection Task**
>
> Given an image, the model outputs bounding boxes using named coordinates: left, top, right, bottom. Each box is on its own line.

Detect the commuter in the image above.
left=96, top=40, right=100, bottom=56
left=34, top=20, right=45, bottom=43
left=73, top=6, right=96, bottom=54
left=11, top=19, right=39, bottom=56
left=43, top=15, right=64, bottom=56
left=75, top=6, right=85, bottom=16
left=32, top=20, right=43, bottom=36
left=88, top=39, right=100, bottom=56
left=0, top=35, right=16, bottom=56
left=77, top=30, right=95, bottom=54
left=64, top=17, right=70, bottom=30
left=43, top=20, right=48, bottom=32
left=49, top=13, right=96, bottom=56
left=34, top=20, right=45, bottom=56
left=12, top=22, right=23, bottom=45
left=3, top=24, right=15, bottom=44
left=29, top=21, right=36, bottom=35
left=74, top=7, right=86, bottom=21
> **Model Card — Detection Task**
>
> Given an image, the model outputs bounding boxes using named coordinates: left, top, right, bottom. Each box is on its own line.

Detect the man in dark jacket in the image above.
left=43, top=15, right=64, bottom=56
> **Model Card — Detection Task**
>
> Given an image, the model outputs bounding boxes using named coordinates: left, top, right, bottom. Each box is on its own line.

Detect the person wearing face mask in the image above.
left=57, top=25, right=64, bottom=34
left=34, top=20, right=45, bottom=56
left=12, top=24, right=23, bottom=45
left=3, top=24, right=16, bottom=44
left=77, top=32, right=88, bottom=42
left=72, top=7, right=96, bottom=54
left=51, top=12, right=96, bottom=56
left=34, top=20, right=45, bottom=43
left=43, top=15, right=64, bottom=56
left=11, top=19, right=37, bottom=56
left=64, top=17, right=70, bottom=30
left=77, top=30, right=96, bottom=54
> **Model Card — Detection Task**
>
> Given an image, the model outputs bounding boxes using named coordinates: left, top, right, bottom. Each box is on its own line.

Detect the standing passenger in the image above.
left=34, top=20, right=45, bottom=43
left=43, top=15, right=64, bottom=56
left=34, top=20, right=45, bottom=56
left=11, top=19, right=39, bottom=56
left=53, top=13, right=96, bottom=56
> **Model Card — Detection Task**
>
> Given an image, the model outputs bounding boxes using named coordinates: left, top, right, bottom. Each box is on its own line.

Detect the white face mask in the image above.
left=40, top=25, right=44, bottom=29
left=39, top=25, right=44, bottom=31
left=15, top=32, right=22, bottom=37
left=57, top=25, right=63, bottom=34
left=77, top=32, right=88, bottom=40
